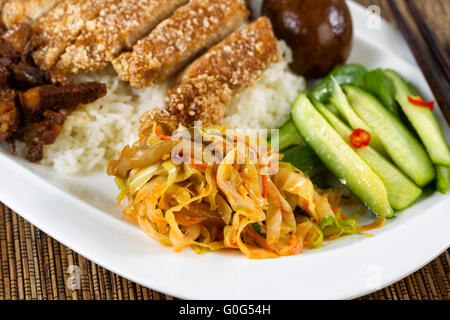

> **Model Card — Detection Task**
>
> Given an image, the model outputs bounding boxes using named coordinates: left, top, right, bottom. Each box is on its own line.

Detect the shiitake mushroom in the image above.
left=262, top=0, right=353, bottom=79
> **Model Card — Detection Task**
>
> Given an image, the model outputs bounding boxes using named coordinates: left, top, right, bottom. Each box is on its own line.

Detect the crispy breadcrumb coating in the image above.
left=113, top=0, right=249, bottom=88
left=56, top=0, right=188, bottom=73
left=143, top=17, right=281, bottom=127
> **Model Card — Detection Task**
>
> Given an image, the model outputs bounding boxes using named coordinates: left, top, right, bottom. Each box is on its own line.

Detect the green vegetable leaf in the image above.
left=320, top=215, right=335, bottom=229
left=312, top=64, right=368, bottom=103
left=252, top=223, right=266, bottom=238
left=282, top=145, right=323, bottom=176
left=363, top=69, right=399, bottom=116
left=272, top=119, right=305, bottom=151
left=310, top=176, right=332, bottom=190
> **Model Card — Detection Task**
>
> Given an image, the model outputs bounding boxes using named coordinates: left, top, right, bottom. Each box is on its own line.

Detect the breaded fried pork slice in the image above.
left=143, top=17, right=281, bottom=127
left=32, top=0, right=115, bottom=70
left=1, top=0, right=62, bottom=29
left=113, top=0, right=249, bottom=88
left=0, top=0, right=9, bottom=28
left=0, top=0, right=8, bottom=29
left=56, top=0, right=188, bottom=73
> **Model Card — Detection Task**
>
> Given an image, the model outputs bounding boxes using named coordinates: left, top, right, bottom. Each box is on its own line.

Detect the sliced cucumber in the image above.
left=436, top=166, right=450, bottom=194
left=385, top=70, right=450, bottom=167
left=291, top=94, right=393, bottom=217
left=330, top=77, right=387, bottom=155
left=314, top=99, right=422, bottom=210
left=344, top=85, right=435, bottom=187
left=273, top=119, right=305, bottom=151
left=326, top=103, right=341, bottom=118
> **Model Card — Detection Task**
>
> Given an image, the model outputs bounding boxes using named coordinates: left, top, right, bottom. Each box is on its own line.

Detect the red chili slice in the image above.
left=349, top=129, right=371, bottom=148
left=154, top=126, right=171, bottom=140
left=407, top=96, right=434, bottom=111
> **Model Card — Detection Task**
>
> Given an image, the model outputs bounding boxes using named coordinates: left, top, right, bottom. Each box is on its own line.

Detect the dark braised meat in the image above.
left=8, top=63, right=47, bottom=89
left=1, top=24, right=37, bottom=58
left=8, top=65, right=74, bottom=88
left=0, top=24, right=38, bottom=80
left=5, top=137, right=17, bottom=155
left=24, top=109, right=66, bottom=162
left=0, top=89, right=21, bottom=142
left=34, top=110, right=66, bottom=145
left=26, top=140, right=43, bottom=162
left=19, top=82, right=107, bottom=121
left=16, top=82, right=106, bottom=161
left=0, top=63, right=10, bottom=88
left=0, top=37, right=20, bottom=61
left=0, top=25, right=107, bottom=163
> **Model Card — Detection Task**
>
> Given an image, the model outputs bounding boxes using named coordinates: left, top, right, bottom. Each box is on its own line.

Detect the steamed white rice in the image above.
left=42, top=42, right=305, bottom=175
left=223, top=42, right=305, bottom=129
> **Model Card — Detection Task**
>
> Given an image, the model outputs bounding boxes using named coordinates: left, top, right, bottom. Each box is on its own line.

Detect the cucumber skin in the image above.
left=314, top=100, right=422, bottom=211
left=344, top=85, right=436, bottom=187
left=330, top=77, right=387, bottom=155
left=436, top=166, right=450, bottom=194
left=385, top=70, right=450, bottom=167
left=291, top=94, right=393, bottom=217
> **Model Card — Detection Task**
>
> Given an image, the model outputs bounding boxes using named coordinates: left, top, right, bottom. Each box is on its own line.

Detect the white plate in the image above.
left=0, top=1, right=449, bottom=300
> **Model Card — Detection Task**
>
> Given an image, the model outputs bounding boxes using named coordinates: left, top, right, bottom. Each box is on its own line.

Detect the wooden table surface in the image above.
left=0, top=0, right=449, bottom=300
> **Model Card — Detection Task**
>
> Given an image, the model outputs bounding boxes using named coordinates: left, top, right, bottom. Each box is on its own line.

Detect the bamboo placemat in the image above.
left=1, top=0, right=449, bottom=301
left=0, top=202, right=449, bottom=300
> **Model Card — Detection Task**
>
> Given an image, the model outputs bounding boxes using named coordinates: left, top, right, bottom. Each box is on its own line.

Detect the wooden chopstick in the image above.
left=387, top=0, right=450, bottom=125
left=405, top=0, right=450, bottom=84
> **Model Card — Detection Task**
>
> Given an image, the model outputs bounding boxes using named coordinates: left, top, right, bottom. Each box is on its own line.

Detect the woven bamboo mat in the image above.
left=0, top=202, right=449, bottom=300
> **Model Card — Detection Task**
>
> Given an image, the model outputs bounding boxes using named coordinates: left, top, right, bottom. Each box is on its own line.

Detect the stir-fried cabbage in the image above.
left=108, top=122, right=384, bottom=259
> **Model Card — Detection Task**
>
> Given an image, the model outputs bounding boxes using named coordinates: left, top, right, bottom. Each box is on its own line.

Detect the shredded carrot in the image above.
left=233, top=136, right=277, bottom=195
left=245, top=226, right=272, bottom=252
left=189, top=157, right=210, bottom=171
left=154, top=126, right=172, bottom=140
left=234, top=136, right=261, bottom=160
left=262, top=175, right=268, bottom=198
left=193, top=163, right=209, bottom=171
